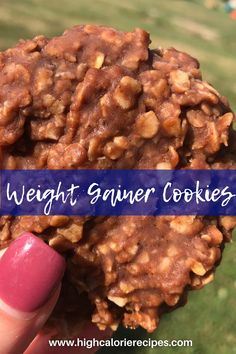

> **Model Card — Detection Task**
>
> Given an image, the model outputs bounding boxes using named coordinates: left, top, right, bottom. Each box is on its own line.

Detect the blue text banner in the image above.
left=0, top=170, right=235, bottom=216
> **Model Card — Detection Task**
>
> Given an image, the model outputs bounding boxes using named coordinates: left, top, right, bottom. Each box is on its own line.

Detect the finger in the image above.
left=0, top=233, right=65, bottom=354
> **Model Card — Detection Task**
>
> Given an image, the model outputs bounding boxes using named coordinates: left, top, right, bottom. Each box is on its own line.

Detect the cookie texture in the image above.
left=0, top=25, right=236, bottom=336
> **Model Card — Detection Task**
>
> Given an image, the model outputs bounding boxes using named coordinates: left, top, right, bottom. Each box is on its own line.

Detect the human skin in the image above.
left=0, top=233, right=111, bottom=354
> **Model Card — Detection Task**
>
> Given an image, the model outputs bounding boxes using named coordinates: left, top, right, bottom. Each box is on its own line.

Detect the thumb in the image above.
left=0, top=233, right=65, bottom=354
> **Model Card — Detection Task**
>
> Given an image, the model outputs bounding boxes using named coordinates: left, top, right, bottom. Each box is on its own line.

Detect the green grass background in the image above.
left=0, top=1, right=235, bottom=353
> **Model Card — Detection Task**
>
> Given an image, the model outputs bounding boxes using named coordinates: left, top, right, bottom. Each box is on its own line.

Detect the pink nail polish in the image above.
left=0, top=232, right=65, bottom=312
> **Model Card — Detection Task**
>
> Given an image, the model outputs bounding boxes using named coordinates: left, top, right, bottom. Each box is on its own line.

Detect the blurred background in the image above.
left=0, top=0, right=235, bottom=353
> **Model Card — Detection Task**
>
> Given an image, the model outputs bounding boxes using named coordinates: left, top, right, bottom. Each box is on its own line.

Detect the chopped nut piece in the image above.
left=168, top=146, right=179, bottom=167
left=55, top=71, right=76, bottom=80
left=170, top=216, right=202, bottom=235
left=156, top=162, right=172, bottom=170
left=110, top=322, right=119, bottom=331
left=50, top=215, right=70, bottom=227
left=114, top=76, right=141, bottom=109
left=151, top=78, right=169, bottom=98
left=158, top=257, right=172, bottom=272
left=201, top=234, right=211, bottom=242
left=169, top=70, right=190, bottom=93
left=136, top=111, right=159, bottom=138
left=42, top=94, right=55, bottom=107
left=99, top=93, right=110, bottom=117
left=93, top=52, right=105, bottom=69
left=119, top=281, right=134, bottom=294
left=49, top=235, right=73, bottom=252
left=167, top=245, right=179, bottom=257
left=104, top=141, right=124, bottom=160
left=108, top=296, right=128, bottom=307
left=217, top=112, right=234, bottom=145
left=201, top=272, right=214, bottom=285
left=76, top=63, right=88, bottom=80
left=137, top=251, right=150, bottom=264
left=88, top=137, right=102, bottom=161
left=97, top=244, right=109, bottom=255
left=207, top=225, right=223, bottom=245
left=201, top=102, right=212, bottom=115
left=34, top=67, right=53, bottom=94
left=162, top=116, right=181, bottom=137
left=220, top=216, right=236, bottom=231
left=113, top=136, right=129, bottom=149
left=191, top=276, right=202, bottom=287
left=165, top=294, right=180, bottom=306
left=187, top=110, right=206, bottom=128
left=58, top=223, right=83, bottom=243
left=0, top=222, right=10, bottom=241
left=191, top=261, right=206, bottom=276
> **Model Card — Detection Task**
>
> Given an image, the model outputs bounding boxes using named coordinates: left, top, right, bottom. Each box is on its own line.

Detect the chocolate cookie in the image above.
left=0, top=25, right=235, bottom=336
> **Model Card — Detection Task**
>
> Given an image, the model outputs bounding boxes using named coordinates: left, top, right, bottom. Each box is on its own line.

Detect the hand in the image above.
left=0, top=233, right=110, bottom=354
